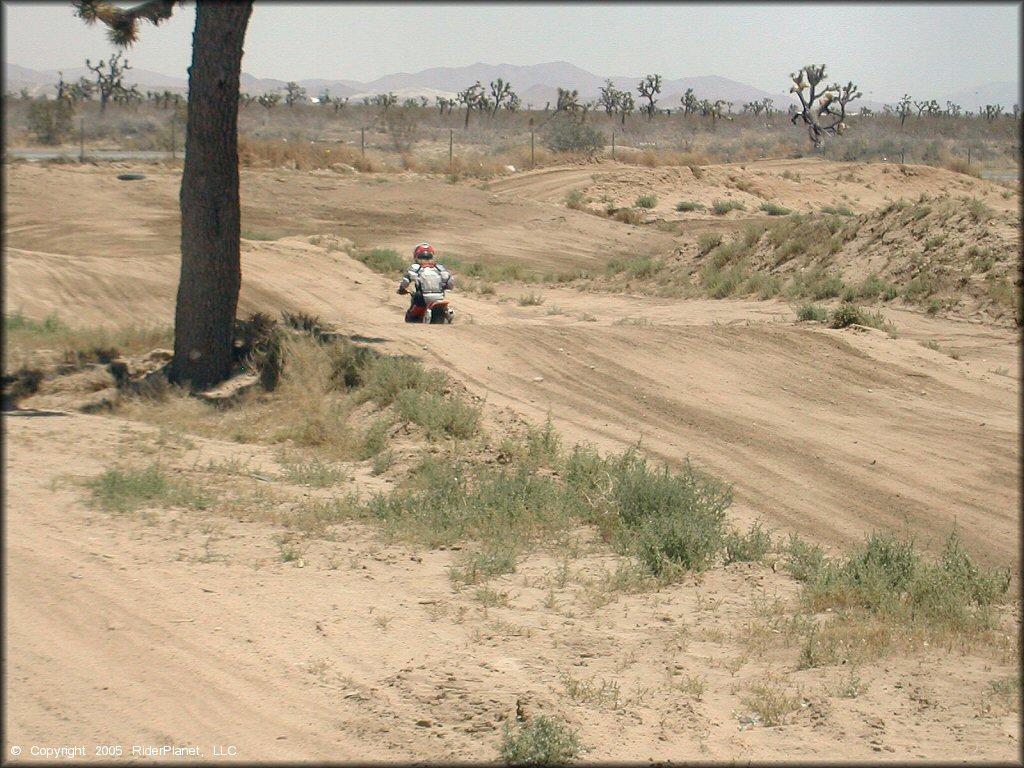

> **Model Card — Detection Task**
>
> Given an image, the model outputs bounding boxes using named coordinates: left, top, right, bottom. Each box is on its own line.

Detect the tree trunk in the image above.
left=170, top=1, right=253, bottom=388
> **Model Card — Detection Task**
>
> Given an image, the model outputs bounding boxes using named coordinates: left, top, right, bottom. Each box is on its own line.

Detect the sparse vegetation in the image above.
left=711, top=199, right=746, bottom=215
left=760, top=201, right=791, bottom=216
left=499, top=715, right=581, bottom=765
left=6, top=70, right=1021, bottom=760
left=675, top=200, right=705, bottom=212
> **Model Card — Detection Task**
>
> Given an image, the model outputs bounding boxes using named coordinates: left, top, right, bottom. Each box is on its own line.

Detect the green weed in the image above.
left=499, top=715, right=581, bottom=765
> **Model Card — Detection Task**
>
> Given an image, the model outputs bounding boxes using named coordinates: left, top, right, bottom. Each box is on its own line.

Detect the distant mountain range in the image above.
left=4, top=60, right=1019, bottom=113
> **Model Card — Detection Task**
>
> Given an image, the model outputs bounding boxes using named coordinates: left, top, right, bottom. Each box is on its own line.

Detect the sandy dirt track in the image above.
left=3, top=158, right=1020, bottom=763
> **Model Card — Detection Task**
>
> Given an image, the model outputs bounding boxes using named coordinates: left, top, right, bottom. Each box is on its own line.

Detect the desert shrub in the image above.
left=281, top=310, right=335, bottom=342
left=233, top=312, right=285, bottom=390
left=545, top=114, right=604, bottom=156
left=828, top=301, right=866, bottom=328
left=793, top=529, right=1010, bottom=627
left=499, top=715, right=581, bottom=765
left=3, top=311, right=172, bottom=370
left=966, top=197, right=994, bottom=222
left=607, top=254, right=663, bottom=280
left=743, top=271, right=782, bottom=299
left=26, top=99, right=75, bottom=145
left=827, top=302, right=896, bottom=333
left=723, top=522, right=774, bottom=564
left=395, top=389, right=480, bottom=439
left=809, top=273, right=846, bottom=300
left=613, top=208, right=643, bottom=225
left=675, top=200, right=704, bottom=212
left=711, top=198, right=746, bottom=215
left=821, top=205, right=854, bottom=216
left=351, top=247, right=406, bottom=274
left=86, top=463, right=212, bottom=514
left=564, top=447, right=732, bottom=579
left=564, top=189, right=586, bottom=209
left=696, top=232, right=723, bottom=256
left=853, top=273, right=889, bottom=300
left=238, top=136, right=382, bottom=172
left=796, top=303, right=829, bottom=322
left=634, top=194, right=658, bottom=209
left=357, top=355, right=448, bottom=407
left=760, top=202, right=792, bottom=216
left=518, top=292, right=545, bottom=306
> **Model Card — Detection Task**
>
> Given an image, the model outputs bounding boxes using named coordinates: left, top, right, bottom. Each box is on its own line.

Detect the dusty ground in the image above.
left=3, top=156, right=1021, bottom=763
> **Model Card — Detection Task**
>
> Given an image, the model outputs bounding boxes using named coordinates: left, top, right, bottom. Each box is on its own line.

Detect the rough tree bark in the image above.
left=170, top=2, right=253, bottom=388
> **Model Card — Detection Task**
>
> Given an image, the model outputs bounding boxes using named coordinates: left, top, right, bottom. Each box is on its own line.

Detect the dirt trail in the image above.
left=3, top=159, right=1020, bottom=762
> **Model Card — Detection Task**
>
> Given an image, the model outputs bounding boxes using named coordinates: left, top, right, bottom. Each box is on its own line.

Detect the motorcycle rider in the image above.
left=397, top=242, right=455, bottom=322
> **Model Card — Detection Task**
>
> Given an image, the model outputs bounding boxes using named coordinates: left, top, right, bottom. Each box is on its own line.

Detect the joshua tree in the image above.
left=75, top=0, right=253, bottom=389
left=597, top=79, right=624, bottom=116
left=637, top=73, right=662, bottom=120
left=896, top=94, right=912, bottom=127
left=555, top=87, right=581, bottom=113
left=436, top=95, right=456, bottom=115
left=679, top=87, right=699, bottom=116
left=85, top=50, right=132, bottom=113
left=257, top=91, right=281, bottom=109
left=789, top=63, right=861, bottom=148
left=618, top=91, right=634, bottom=126
left=457, top=81, right=486, bottom=127
left=372, top=91, right=397, bottom=113
left=488, top=77, right=516, bottom=116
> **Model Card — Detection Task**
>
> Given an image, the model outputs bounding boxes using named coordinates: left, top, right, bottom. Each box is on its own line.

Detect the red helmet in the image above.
left=413, top=242, right=435, bottom=261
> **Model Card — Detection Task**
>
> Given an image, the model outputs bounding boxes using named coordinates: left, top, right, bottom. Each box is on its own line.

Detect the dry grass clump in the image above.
left=618, top=149, right=711, bottom=168
left=238, top=137, right=384, bottom=172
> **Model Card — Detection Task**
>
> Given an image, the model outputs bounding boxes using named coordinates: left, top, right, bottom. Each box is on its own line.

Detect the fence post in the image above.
left=449, top=128, right=453, bottom=169
left=170, top=112, right=176, bottom=159
left=361, top=126, right=365, bottom=156
left=611, top=131, right=615, bottom=160
left=967, top=146, right=971, bottom=166
left=79, top=118, right=85, bottom=163
left=531, top=130, right=535, bottom=168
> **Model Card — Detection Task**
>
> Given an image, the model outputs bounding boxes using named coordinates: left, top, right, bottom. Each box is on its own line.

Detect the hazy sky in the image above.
left=2, top=2, right=1020, bottom=102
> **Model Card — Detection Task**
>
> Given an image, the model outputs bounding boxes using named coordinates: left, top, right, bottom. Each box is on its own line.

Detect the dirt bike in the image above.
left=398, top=288, right=456, bottom=324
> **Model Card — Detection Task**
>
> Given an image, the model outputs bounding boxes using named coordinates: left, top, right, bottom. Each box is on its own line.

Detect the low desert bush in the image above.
left=564, top=188, right=587, bottom=209
left=820, top=204, right=854, bottom=216
left=351, top=247, right=405, bottom=274
left=499, top=715, right=581, bottom=765
left=86, top=462, right=212, bottom=514
left=760, top=201, right=792, bottom=216
left=676, top=200, right=705, bottom=212
left=238, top=137, right=383, bottom=172
left=828, top=302, right=896, bottom=333
left=696, top=232, right=723, bottom=256
left=794, top=529, right=1010, bottom=622
left=723, top=522, right=774, bottom=564
left=711, top=198, right=746, bottom=215
left=518, top=292, right=545, bottom=306
left=613, top=207, right=644, bottom=224
left=796, top=303, right=829, bottom=323
left=606, top=254, right=663, bottom=280
left=3, top=310, right=173, bottom=370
